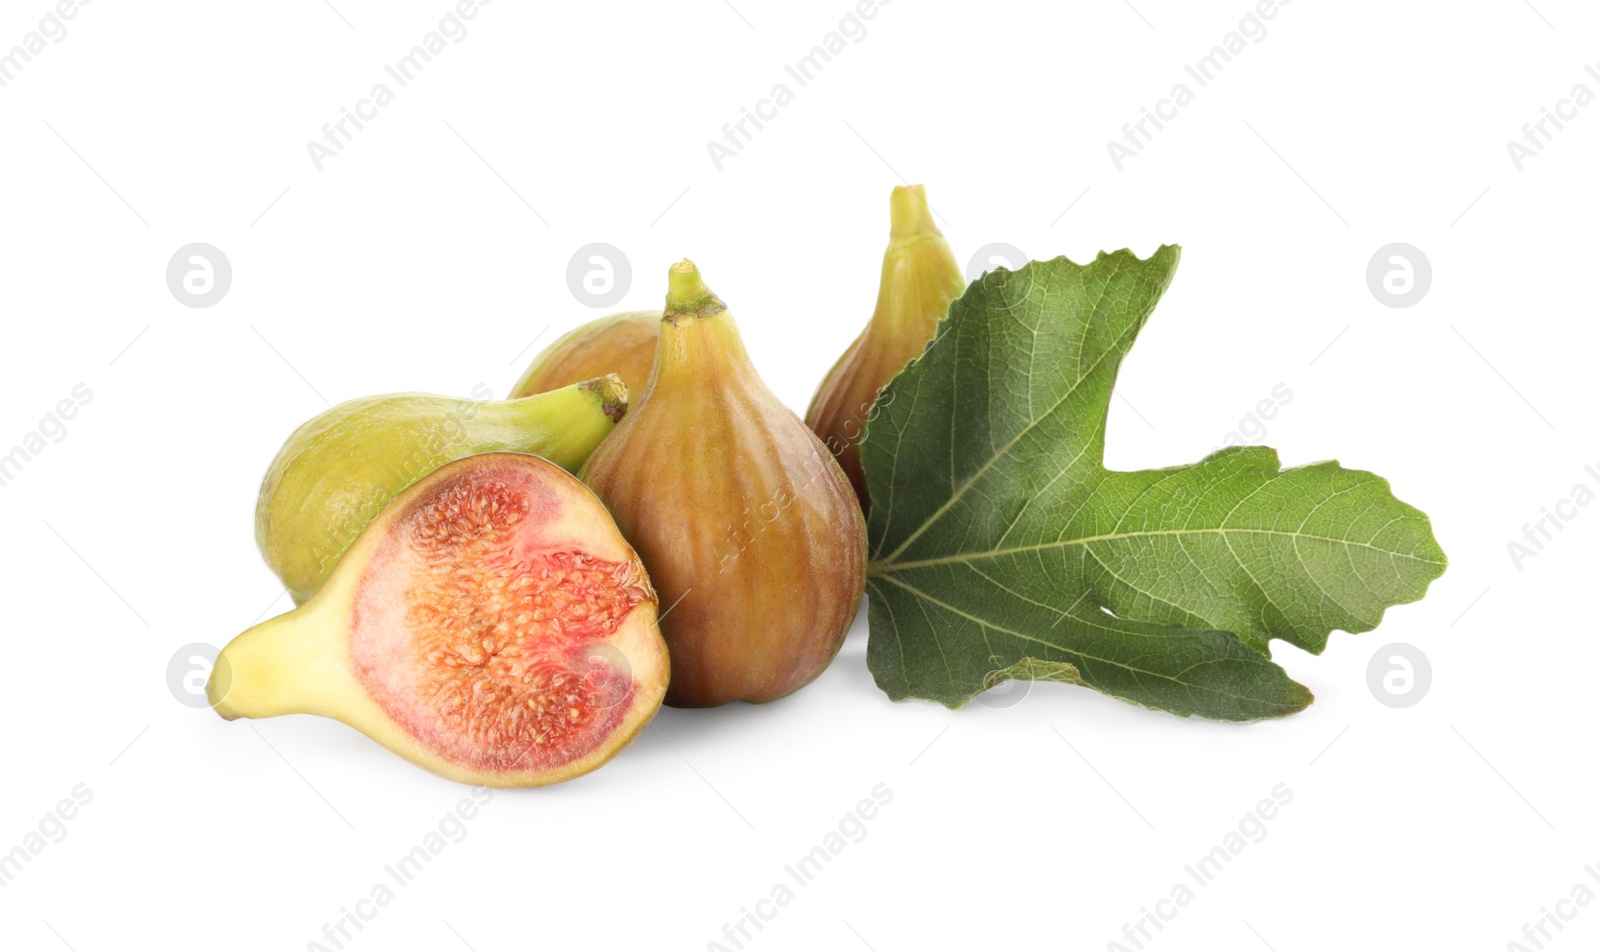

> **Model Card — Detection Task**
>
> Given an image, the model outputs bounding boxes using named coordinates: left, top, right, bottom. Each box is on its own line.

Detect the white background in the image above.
left=1, top=0, right=1595, bottom=949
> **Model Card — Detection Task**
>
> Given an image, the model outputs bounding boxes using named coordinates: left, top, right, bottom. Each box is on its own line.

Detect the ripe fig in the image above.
left=806, top=185, right=965, bottom=509
left=510, top=311, right=659, bottom=401
left=581, top=260, right=867, bottom=707
left=210, top=453, right=669, bottom=787
left=258, top=376, right=628, bottom=605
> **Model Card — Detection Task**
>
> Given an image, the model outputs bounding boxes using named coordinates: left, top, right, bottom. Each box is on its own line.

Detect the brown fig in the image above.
left=510, top=311, right=659, bottom=400
left=806, top=185, right=965, bottom=509
left=581, top=260, right=867, bottom=707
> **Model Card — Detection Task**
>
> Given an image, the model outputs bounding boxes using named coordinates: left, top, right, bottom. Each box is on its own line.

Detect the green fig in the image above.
left=258, top=375, right=627, bottom=605
left=510, top=311, right=659, bottom=401
left=806, top=184, right=965, bottom=509
left=213, top=452, right=669, bottom=788
left=581, top=260, right=867, bottom=707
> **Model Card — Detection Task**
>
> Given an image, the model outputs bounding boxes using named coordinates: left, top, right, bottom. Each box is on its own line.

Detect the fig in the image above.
left=581, top=260, right=867, bottom=707
left=210, top=452, right=669, bottom=787
left=806, top=184, right=965, bottom=509
left=510, top=311, right=659, bottom=401
left=258, top=376, right=628, bottom=605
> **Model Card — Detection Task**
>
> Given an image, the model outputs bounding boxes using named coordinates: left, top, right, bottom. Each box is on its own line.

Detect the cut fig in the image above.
left=211, top=452, right=668, bottom=787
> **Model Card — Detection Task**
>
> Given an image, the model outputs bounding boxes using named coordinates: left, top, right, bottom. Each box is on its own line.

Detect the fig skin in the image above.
left=806, top=185, right=966, bottom=509
left=581, top=260, right=867, bottom=707
left=211, top=453, right=669, bottom=788
left=510, top=311, right=659, bottom=401
left=258, top=375, right=628, bottom=605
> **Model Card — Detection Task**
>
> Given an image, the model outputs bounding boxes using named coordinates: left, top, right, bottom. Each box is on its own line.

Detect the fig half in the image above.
left=510, top=311, right=659, bottom=401
left=211, top=453, right=668, bottom=787
left=806, top=185, right=965, bottom=509
left=581, top=260, right=867, bottom=707
left=258, top=376, right=628, bottom=604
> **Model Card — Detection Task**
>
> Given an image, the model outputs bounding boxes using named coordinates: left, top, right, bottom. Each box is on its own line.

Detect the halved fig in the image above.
left=209, top=453, right=668, bottom=787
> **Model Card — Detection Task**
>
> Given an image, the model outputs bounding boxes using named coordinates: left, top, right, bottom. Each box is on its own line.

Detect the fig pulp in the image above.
left=258, top=376, right=627, bottom=604
left=581, top=260, right=867, bottom=707
left=510, top=311, right=659, bottom=401
left=806, top=185, right=965, bottom=509
left=210, top=453, right=669, bottom=787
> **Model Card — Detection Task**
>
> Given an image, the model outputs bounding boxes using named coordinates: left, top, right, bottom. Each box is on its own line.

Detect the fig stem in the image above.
left=494, top=379, right=626, bottom=474
left=664, top=259, right=726, bottom=321
left=888, top=184, right=942, bottom=251
left=576, top=373, right=630, bottom=424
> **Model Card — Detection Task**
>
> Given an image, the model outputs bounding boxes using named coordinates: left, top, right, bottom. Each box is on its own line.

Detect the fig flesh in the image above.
left=258, top=376, right=627, bottom=604
left=211, top=453, right=669, bottom=787
left=581, top=260, right=867, bottom=707
left=806, top=185, right=965, bottom=509
left=510, top=311, right=659, bottom=401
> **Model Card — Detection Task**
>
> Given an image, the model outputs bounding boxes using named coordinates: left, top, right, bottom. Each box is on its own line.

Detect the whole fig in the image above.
left=258, top=375, right=627, bottom=604
left=510, top=311, right=659, bottom=401
left=806, top=184, right=965, bottom=509
left=581, top=260, right=867, bottom=707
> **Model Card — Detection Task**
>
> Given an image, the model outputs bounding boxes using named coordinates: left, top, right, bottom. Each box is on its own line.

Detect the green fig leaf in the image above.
left=859, top=247, right=1446, bottom=720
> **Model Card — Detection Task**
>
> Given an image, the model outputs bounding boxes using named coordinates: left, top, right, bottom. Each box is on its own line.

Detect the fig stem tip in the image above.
left=579, top=373, right=630, bottom=423
left=665, top=258, right=724, bottom=317
left=889, top=184, right=940, bottom=244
